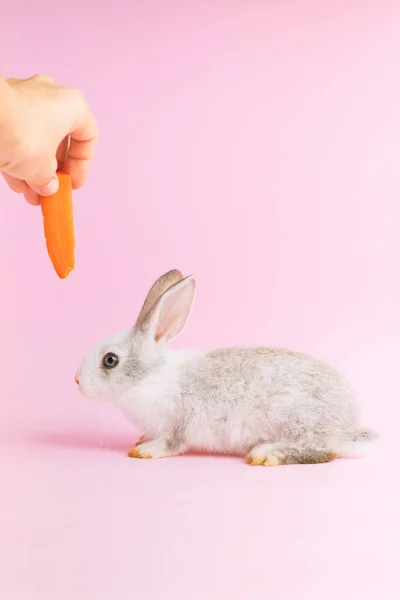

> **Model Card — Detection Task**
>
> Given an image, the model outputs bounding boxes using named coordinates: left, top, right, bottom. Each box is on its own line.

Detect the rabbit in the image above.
left=75, top=269, right=375, bottom=466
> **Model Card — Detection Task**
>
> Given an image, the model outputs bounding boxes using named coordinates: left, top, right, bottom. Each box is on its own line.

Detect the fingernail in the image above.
left=40, top=177, right=59, bottom=196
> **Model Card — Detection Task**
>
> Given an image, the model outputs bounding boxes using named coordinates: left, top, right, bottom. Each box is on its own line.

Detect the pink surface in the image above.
left=1, top=1, right=399, bottom=598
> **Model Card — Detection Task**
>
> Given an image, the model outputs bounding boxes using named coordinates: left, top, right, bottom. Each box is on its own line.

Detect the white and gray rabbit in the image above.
left=75, top=269, right=375, bottom=466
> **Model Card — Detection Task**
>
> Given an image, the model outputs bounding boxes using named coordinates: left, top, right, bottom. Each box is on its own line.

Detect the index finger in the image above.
left=62, top=110, right=98, bottom=189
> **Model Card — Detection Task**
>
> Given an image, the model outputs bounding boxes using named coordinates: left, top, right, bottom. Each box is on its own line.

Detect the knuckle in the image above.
left=31, top=73, right=54, bottom=84
left=67, top=86, right=86, bottom=103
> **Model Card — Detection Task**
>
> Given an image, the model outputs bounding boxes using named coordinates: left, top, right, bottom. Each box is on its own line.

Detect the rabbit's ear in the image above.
left=138, top=276, right=196, bottom=342
left=135, top=269, right=184, bottom=329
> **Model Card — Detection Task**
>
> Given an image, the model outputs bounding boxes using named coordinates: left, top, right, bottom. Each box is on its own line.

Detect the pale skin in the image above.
left=0, top=74, right=98, bottom=205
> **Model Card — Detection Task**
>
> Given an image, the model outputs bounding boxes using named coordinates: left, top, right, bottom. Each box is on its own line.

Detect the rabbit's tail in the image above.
left=330, top=427, right=377, bottom=458
left=349, top=427, right=377, bottom=443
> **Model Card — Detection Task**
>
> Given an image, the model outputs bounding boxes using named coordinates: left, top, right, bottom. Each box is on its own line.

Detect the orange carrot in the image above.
left=41, top=172, right=75, bottom=279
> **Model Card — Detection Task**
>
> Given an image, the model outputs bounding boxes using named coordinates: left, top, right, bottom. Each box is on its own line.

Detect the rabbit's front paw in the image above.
left=128, top=439, right=171, bottom=460
left=127, top=434, right=150, bottom=457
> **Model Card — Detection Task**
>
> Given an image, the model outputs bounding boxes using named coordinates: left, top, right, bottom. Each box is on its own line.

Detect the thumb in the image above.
left=26, top=174, right=59, bottom=196
left=25, top=156, right=59, bottom=196
left=26, top=175, right=58, bottom=196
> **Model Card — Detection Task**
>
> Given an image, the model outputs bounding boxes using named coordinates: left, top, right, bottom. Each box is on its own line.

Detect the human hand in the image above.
left=0, top=74, right=98, bottom=205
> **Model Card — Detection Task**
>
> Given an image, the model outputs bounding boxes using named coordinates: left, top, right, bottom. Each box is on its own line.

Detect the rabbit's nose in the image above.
left=75, top=376, right=80, bottom=385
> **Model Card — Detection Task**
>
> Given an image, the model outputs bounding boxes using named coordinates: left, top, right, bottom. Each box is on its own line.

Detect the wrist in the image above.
left=0, top=78, right=24, bottom=165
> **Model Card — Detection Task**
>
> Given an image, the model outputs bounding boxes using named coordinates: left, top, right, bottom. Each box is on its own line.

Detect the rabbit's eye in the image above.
left=102, top=353, right=119, bottom=369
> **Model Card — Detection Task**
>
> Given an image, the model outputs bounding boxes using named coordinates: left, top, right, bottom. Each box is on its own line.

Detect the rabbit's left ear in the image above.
left=138, top=276, right=196, bottom=342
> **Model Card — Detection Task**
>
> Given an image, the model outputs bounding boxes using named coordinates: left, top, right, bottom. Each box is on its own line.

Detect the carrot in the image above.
left=40, top=172, right=75, bottom=279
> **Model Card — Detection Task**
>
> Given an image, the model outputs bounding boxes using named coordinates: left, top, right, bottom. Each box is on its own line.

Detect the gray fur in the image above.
left=160, top=347, right=373, bottom=458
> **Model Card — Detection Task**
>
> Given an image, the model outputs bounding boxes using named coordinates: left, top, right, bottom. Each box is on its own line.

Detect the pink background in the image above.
left=1, top=1, right=399, bottom=598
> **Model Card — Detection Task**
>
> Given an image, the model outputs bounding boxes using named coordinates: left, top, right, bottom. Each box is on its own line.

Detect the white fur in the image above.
left=75, top=270, right=376, bottom=466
